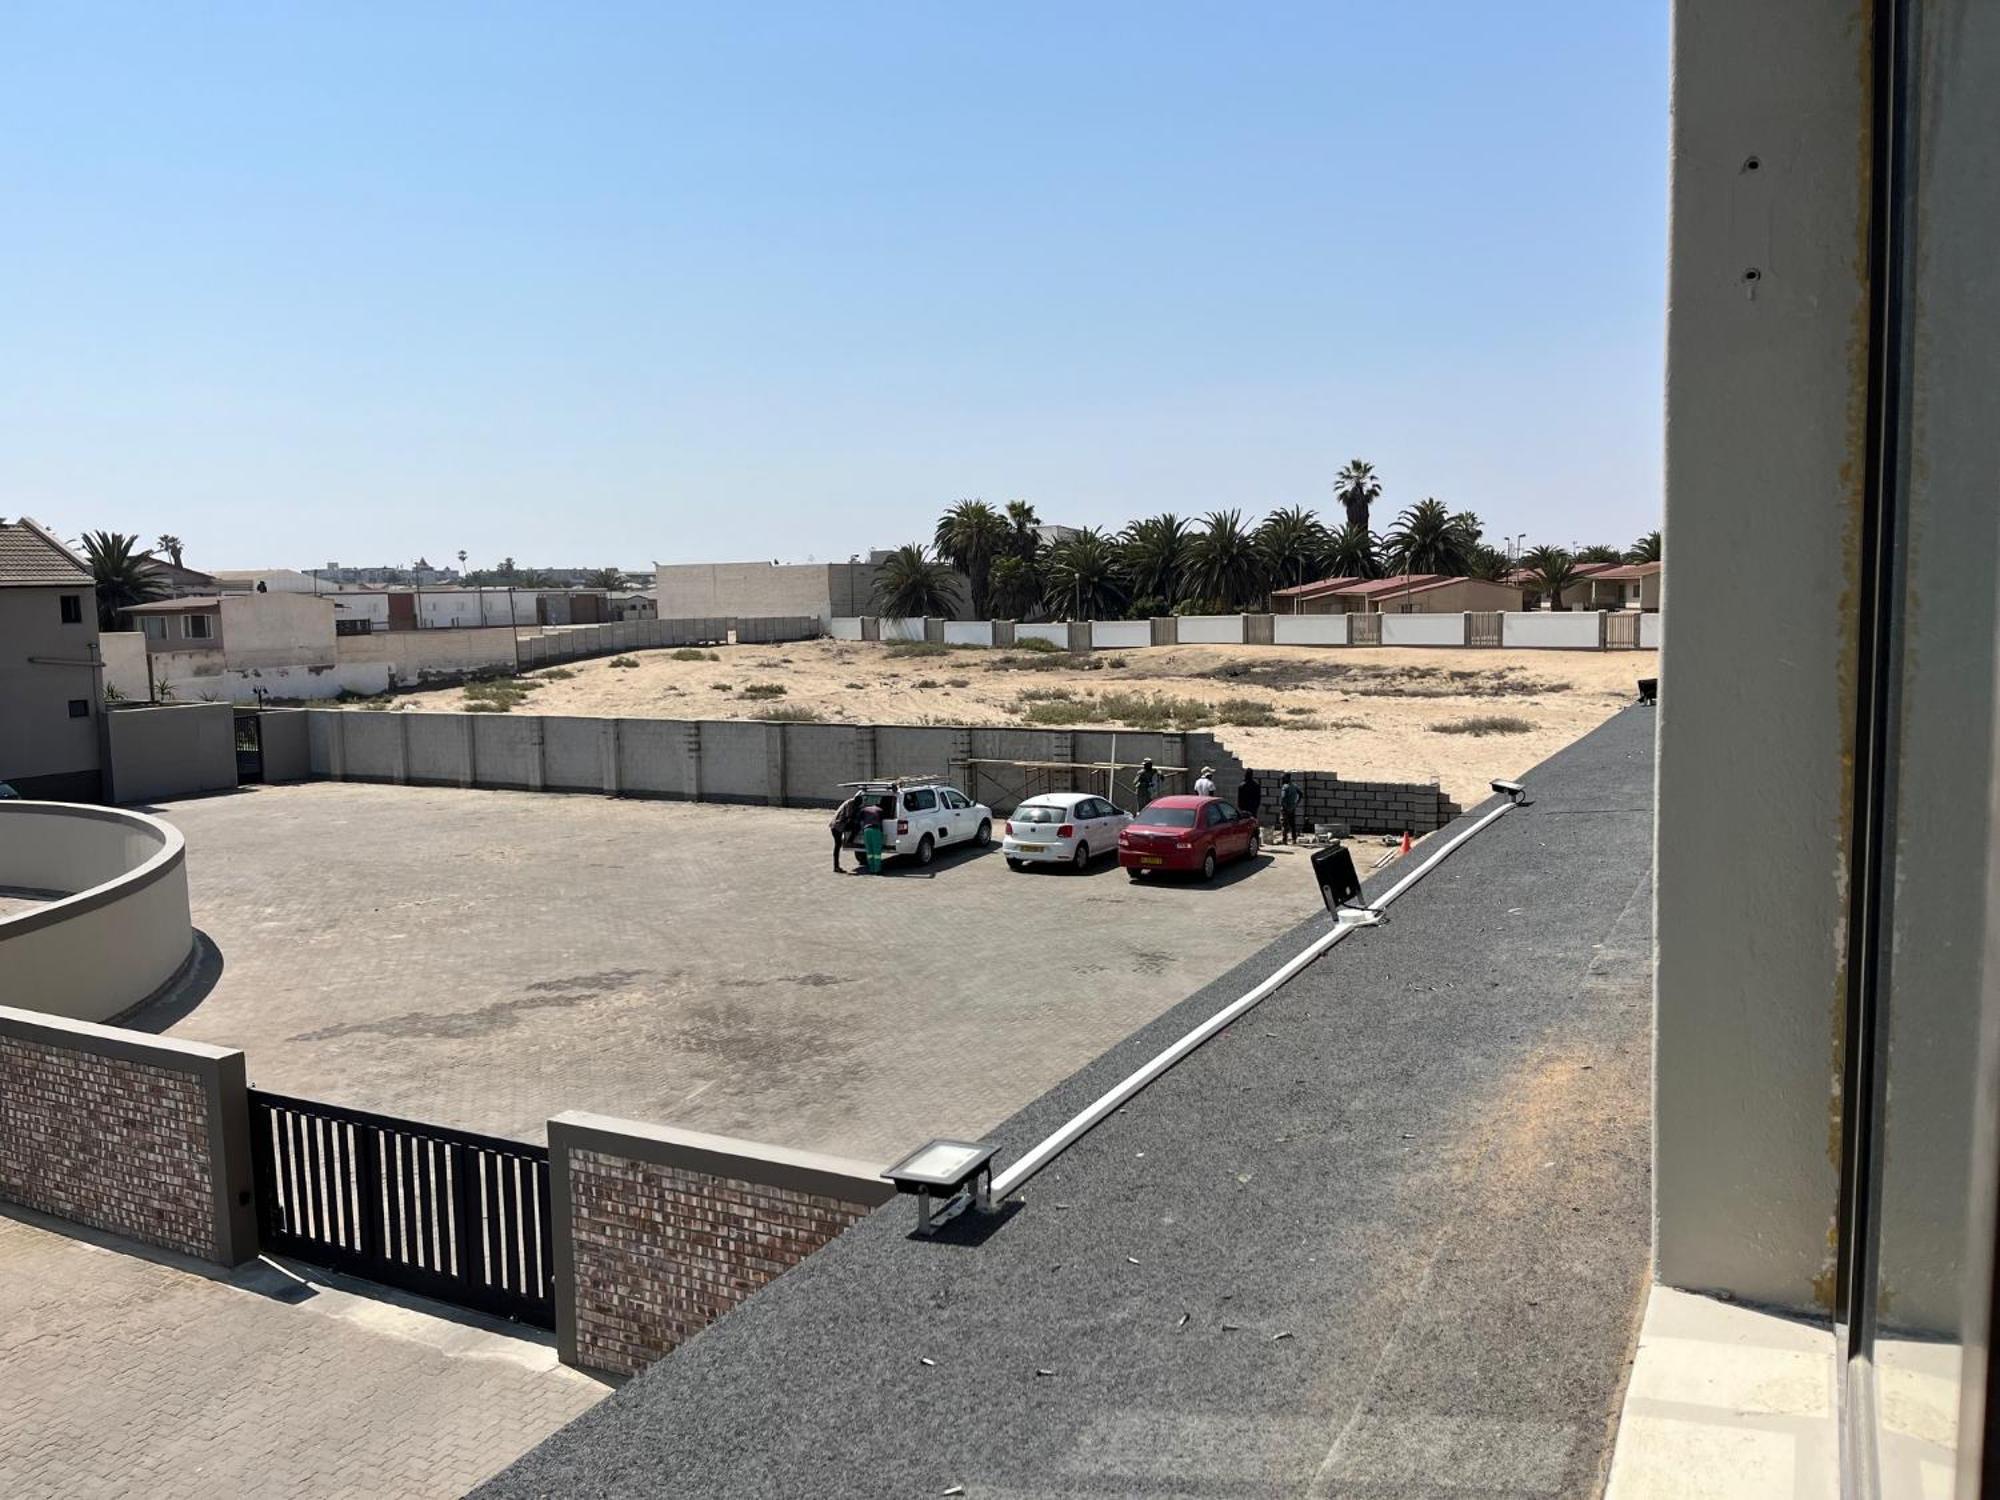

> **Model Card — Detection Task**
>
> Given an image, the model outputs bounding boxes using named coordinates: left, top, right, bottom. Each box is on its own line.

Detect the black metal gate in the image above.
left=233, top=710, right=263, bottom=783
left=248, top=1089, right=555, bottom=1329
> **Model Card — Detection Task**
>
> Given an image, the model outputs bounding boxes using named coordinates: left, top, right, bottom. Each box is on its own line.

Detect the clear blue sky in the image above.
left=0, top=3, right=1667, bottom=572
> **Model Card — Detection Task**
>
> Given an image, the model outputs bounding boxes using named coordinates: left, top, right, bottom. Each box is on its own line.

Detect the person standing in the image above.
left=857, top=797, right=887, bottom=875
left=1237, top=770, right=1263, bottom=829
left=1193, top=765, right=1217, bottom=798
left=829, top=790, right=862, bottom=873
left=1132, top=756, right=1162, bottom=811
left=1278, top=773, right=1302, bottom=844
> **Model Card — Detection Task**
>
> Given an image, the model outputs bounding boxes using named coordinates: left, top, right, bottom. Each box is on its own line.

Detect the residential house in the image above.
left=1507, top=559, right=1624, bottom=610
left=137, top=555, right=218, bottom=598
left=120, top=592, right=338, bottom=702
left=0, top=519, right=103, bottom=800
left=1268, top=575, right=1367, bottom=614
left=1581, top=560, right=1661, bottom=611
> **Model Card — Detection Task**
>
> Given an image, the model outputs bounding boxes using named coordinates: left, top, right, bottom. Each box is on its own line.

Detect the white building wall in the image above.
left=1501, top=612, right=1601, bottom=649
left=1090, top=620, right=1150, bottom=649
left=1176, top=615, right=1246, bottom=645
left=943, top=620, right=995, bottom=647
left=100, top=632, right=150, bottom=702
left=1380, top=614, right=1465, bottom=647
left=1273, top=615, right=1349, bottom=646
left=218, top=594, right=335, bottom=668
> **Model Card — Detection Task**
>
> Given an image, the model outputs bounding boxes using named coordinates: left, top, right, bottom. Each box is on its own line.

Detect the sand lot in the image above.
left=361, top=639, right=1657, bottom=809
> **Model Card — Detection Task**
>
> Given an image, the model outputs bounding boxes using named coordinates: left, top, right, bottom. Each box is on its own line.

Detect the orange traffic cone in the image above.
left=1399, top=831, right=1413, bottom=855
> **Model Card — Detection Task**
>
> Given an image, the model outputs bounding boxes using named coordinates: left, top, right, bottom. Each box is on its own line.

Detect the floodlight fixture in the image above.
left=1311, top=844, right=1382, bottom=925
left=883, top=1138, right=998, bottom=1235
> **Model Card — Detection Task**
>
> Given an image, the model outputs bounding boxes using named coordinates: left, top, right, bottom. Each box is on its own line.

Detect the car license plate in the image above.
left=1018, top=843, right=1047, bottom=852
left=1141, top=855, right=1164, bottom=866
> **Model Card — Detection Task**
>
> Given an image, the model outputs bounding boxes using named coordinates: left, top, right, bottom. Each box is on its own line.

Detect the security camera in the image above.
left=1491, top=779, right=1527, bottom=805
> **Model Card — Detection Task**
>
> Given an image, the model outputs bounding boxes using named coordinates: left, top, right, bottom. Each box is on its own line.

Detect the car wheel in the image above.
left=1071, top=842, right=1090, bottom=871
left=1249, top=828, right=1262, bottom=858
left=1006, top=856, right=1023, bottom=870
left=916, top=834, right=935, bottom=866
left=974, top=819, right=991, bottom=847
left=1200, top=849, right=1217, bottom=882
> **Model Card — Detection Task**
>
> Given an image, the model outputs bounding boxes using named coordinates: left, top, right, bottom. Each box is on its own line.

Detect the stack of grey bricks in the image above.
left=1243, top=769, right=1462, bottom=836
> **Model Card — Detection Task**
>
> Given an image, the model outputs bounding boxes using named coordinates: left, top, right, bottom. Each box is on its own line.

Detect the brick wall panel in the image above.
left=567, top=1149, right=875, bottom=1378
left=0, top=1035, right=215, bottom=1258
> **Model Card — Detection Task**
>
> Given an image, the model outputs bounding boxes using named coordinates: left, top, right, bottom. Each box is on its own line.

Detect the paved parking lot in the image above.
left=141, top=783, right=1322, bottom=1162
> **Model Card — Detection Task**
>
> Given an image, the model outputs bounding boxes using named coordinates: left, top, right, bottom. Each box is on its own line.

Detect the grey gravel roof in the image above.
left=0, top=519, right=92, bottom=588
left=482, top=706, right=1658, bottom=1500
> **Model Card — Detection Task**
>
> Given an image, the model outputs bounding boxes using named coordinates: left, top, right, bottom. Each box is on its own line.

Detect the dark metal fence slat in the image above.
left=357, top=1125, right=385, bottom=1263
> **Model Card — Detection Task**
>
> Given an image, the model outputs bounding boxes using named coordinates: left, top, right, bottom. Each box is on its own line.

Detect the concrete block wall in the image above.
left=0, top=1006, right=255, bottom=1265
left=548, top=1112, right=892, bottom=1379
left=106, top=702, right=237, bottom=804
left=1243, top=768, right=1461, bottom=836
left=307, top=712, right=1329, bottom=822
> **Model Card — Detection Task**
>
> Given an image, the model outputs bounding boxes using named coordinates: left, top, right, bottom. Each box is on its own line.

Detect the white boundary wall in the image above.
left=1014, top=623, right=1068, bottom=648
left=943, top=620, right=995, bottom=647
left=1640, top=614, right=1662, bottom=649
left=0, top=803, right=194, bottom=1022
left=1380, top=614, right=1466, bottom=647
left=1176, top=615, right=1246, bottom=645
left=1273, top=614, right=1350, bottom=646
left=1501, top=611, right=1603, bottom=649
left=829, top=618, right=865, bottom=642
left=881, top=617, right=925, bottom=643
left=1090, top=620, right=1151, bottom=649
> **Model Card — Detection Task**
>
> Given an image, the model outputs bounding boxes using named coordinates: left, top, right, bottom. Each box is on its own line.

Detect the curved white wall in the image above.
left=0, top=803, right=194, bottom=1023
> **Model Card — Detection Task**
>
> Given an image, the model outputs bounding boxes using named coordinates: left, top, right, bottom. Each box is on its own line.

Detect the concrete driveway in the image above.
left=138, top=783, right=1322, bottom=1163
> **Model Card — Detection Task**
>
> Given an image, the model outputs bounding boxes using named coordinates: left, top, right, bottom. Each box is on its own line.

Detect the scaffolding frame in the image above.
left=957, top=756, right=1190, bottom=814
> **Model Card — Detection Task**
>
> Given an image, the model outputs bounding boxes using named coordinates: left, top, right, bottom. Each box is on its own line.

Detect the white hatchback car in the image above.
left=1001, top=792, right=1134, bottom=871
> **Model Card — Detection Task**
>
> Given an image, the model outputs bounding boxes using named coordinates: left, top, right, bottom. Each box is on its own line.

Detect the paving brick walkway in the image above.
left=0, top=1211, right=605, bottom=1499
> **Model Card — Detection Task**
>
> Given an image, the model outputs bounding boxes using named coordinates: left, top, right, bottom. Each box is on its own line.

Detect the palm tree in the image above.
left=934, top=500, right=1010, bottom=619
left=1119, top=513, right=1192, bottom=614
left=1524, top=545, right=1581, bottom=610
left=498, top=556, right=518, bottom=581
left=584, top=567, right=626, bottom=591
left=1334, top=459, right=1382, bottom=533
left=1467, top=543, right=1512, bottom=582
left=457, top=549, right=469, bottom=573
left=1382, top=499, right=1479, bottom=576
left=82, top=530, right=163, bottom=628
left=1003, top=500, right=1042, bottom=563
left=1257, top=505, right=1331, bottom=591
left=1184, top=509, right=1268, bottom=611
left=1325, top=521, right=1382, bottom=580
left=872, top=544, right=961, bottom=618
left=988, top=554, right=1041, bottom=619
left=1041, top=528, right=1127, bottom=620
left=1627, top=529, right=1663, bottom=564
left=154, top=534, right=185, bottom=567
left=1576, top=543, right=1624, bottom=563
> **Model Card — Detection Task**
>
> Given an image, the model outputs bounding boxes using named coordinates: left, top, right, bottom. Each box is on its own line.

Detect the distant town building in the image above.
left=0, top=518, right=103, bottom=799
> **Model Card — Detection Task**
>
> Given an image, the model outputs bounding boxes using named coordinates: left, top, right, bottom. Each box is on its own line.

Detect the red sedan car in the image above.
left=1117, top=795, right=1261, bottom=881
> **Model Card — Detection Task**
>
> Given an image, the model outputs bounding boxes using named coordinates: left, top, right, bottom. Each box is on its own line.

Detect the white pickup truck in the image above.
left=838, top=779, right=994, bottom=866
